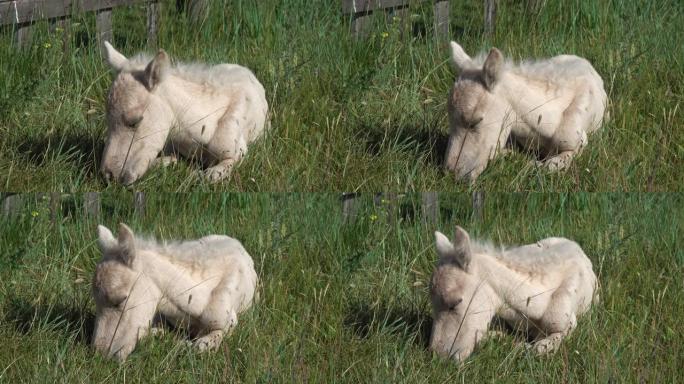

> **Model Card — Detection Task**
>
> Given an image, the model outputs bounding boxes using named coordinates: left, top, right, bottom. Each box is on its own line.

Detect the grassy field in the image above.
left=0, top=192, right=681, bottom=382
left=0, top=1, right=682, bottom=192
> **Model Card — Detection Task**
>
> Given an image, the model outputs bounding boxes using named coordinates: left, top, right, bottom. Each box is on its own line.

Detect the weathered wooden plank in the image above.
left=389, top=6, right=410, bottom=39
left=351, top=13, right=373, bottom=38
left=421, top=192, right=439, bottom=225
left=0, top=0, right=151, bottom=26
left=96, top=8, right=112, bottom=53
left=84, top=192, right=101, bottom=219
left=432, top=0, right=449, bottom=39
left=146, top=0, right=158, bottom=47
left=342, top=0, right=417, bottom=14
left=15, top=23, right=33, bottom=48
left=472, top=190, right=485, bottom=222
left=484, top=0, right=497, bottom=36
left=55, top=17, right=70, bottom=57
left=134, top=191, right=145, bottom=216
left=49, top=192, right=60, bottom=224
left=341, top=193, right=359, bottom=223
left=2, top=194, right=23, bottom=216
left=186, top=0, right=207, bottom=23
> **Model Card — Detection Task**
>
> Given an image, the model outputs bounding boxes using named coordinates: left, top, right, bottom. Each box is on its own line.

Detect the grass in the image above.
left=0, top=192, right=682, bottom=381
left=0, top=0, right=682, bottom=191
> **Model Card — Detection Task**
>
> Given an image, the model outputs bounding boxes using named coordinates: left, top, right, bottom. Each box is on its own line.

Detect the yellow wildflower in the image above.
left=381, top=32, right=389, bottom=39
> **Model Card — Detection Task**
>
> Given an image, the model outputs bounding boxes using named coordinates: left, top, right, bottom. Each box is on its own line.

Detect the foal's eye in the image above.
left=116, top=296, right=129, bottom=307
left=468, top=118, right=483, bottom=129
left=124, top=116, right=143, bottom=129
left=448, top=298, right=463, bottom=311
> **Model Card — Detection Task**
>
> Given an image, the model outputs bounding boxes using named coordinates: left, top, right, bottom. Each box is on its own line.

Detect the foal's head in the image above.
left=430, top=226, right=493, bottom=361
left=445, top=42, right=510, bottom=182
left=92, top=223, right=159, bottom=361
left=101, top=42, right=175, bottom=186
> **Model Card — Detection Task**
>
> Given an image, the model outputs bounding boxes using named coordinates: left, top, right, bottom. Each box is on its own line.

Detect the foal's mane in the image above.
left=131, top=234, right=235, bottom=265
left=470, top=238, right=548, bottom=277
left=124, top=53, right=246, bottom=89
left=465, top=50, right=592, bottom=84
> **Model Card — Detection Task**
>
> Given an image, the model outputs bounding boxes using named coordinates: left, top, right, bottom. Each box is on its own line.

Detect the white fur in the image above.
left=430, top=226, right=598, bottom=362
left=445, top=41, right=607, bottom=182
left=92, top=224, right=258, bottom=361
left=101, top=42, right=269, bottom=185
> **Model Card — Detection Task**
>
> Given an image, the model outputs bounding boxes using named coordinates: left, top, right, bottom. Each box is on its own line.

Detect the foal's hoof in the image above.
left=192, top=336, right=222, bottom=352
left=531, top=338, right=560, bottom=355
left=203, top=167, right=231, bottom=183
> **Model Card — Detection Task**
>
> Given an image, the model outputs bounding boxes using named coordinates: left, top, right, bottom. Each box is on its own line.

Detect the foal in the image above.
left=92, top=224, right=258, bottom=361
left=430, top=226, right=598, bottom=361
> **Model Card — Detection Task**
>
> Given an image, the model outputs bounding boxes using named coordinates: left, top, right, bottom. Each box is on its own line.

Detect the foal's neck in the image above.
left=137, top=251, right=200, bottom=297
left=497, top=71, right=554, bottom=124
left=157, top=76, right=223, bottom=125
left=473, top=252, right=537, bottom=305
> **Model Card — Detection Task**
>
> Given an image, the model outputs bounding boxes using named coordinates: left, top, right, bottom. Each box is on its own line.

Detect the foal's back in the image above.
left=156, top=235, right=254, bottom=270
left=503, top=237, right=597, bottom=311
left=502, top=237, right=592, bottom=270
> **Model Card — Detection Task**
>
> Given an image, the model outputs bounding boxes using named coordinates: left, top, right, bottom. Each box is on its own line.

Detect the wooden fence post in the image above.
left=484, top=0, right=497, bottom=36
left=16, top=24, right=33, bottom=49
left=472, top=191, right=485, bottom=222
left=341, top=193, right=360, bottom=223
left=49, top=192, right=61, bottom=224
left=433, top=0, right=449, bottom=40
left=421, top=192, right=440, bottom=225
left=2, top=194, right=23, bottom=217
left=147, top=1, right=159, bottom=48
left=351, top=13, right=373, bottom=38
left=84, top=192, right=101, bottom=220
left=343, top=0, right=451, bottom=40
left=134, top=192, right=145, bottom=217
left=379, top=192, right=398, bottom=225
left=96, top=8, right=113, bottom=54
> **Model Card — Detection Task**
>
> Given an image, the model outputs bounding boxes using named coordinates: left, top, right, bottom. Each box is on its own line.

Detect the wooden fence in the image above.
left=341, top=192, right=484, bottom=225
left=2, top=192, right=483, bottom=226
left=342, top=0, right=450, bottom=39
left=0, top=0, right=160, bottom=50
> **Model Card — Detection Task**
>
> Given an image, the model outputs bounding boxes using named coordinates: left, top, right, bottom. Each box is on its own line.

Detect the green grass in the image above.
left=0, top=0, right=682, bottom=191
left=0, top=193, right=682, bottom=381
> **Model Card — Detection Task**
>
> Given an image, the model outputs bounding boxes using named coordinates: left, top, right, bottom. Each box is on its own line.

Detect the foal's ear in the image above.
left=434, top=227, right=472, bottom=270
left=451, top=226, right=472, bottom=269
left=482, top=47, right=503, bottom=89
left=117, top=223, right=136, bottom=265
left=103, top=41, right=129, bottom=73
left=97, top=225, right=117, bottom=252
left=144, top=50, right=170, bottom=90
left=435, top=231, right=454, bottom=258
left=449, top=41, right=473, bottom=71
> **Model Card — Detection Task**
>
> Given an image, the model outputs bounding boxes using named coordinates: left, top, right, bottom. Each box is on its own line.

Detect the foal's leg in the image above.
left=532, top=278, right=580, bottom=354
left=542, top=88, right=592, bottom=172
left=191, top=278, right=242, bottom=352
left=203, top=111, right=249, bottom=183
left=151, top=154, right=178, bottom=168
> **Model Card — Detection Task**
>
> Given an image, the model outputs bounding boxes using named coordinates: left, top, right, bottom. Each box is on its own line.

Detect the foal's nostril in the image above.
left=102, top=169, right=113, bottom=183
left=120, top=171, right=138, bottom=186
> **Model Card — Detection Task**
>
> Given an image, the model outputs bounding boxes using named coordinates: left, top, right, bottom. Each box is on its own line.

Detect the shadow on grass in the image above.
left=15, top=132, right=102, bottom=174
left=360, top=124, right=449, bottom=168
left=3, top=295, right=95, bottom=344
left=344, top=301, right=432, bottom=348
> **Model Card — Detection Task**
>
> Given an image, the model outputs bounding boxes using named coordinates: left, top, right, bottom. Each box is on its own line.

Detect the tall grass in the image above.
left=0, top=0, right=682, bottom=191
left=0, top=193, right=681, bottom=381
